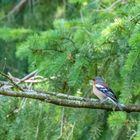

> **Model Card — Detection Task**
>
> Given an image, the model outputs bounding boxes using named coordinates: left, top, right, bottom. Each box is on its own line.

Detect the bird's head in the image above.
left=95, top=76, right=103, bottom=81
left=90, top=76, right=104, bottom=85
left=92, top=76, right=104, bottom=84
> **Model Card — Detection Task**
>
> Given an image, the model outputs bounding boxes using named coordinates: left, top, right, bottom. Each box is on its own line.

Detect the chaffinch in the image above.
left=92, top=76, right=124, bottom=110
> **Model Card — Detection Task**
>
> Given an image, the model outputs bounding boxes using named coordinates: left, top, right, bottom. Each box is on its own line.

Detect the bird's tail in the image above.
left=117, top=102, right=126, bottom=111
left=108, top=97, right=125, bottom=111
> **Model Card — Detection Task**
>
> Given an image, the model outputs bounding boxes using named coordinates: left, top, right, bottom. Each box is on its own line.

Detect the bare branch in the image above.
left=0, top=71, right=24, bottom=91
left=0, top=70, right=41, bottom=90
left=0, top=89, right=140, bottom=113
left=0, top=0, right=27, bottom=21
left=20, top=70, right=38, bottom=83
left=0, top=71, right=140, bottom=113
left=8, top=0, right=27, bottom=16
left=8, top=70, right=38, bottom=83
left=34, top=89, right=97, bottom=102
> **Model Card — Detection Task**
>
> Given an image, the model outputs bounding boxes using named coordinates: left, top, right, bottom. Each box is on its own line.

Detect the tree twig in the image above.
left=8, top=0, right=27, bottom=16
left=0, top=71, right=24, bottom=91
left=0, top=70, right=39, bottom=91
left=20, top=70, right=38, bottom=83
left=0, top=0, right=27, bottom=21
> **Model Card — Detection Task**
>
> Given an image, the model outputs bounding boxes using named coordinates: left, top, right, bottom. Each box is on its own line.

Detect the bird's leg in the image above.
left=100, top=98, right=109, bottom=104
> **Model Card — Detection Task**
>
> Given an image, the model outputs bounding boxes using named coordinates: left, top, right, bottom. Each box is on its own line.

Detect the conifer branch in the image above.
left=0, top=88, right=140, bottom=113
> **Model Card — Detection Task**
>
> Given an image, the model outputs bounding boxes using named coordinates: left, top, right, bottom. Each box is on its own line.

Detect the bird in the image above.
left=92, top=76, right=124, bottom=110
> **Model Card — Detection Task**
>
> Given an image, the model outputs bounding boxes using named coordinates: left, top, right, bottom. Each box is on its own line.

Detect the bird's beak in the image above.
left=89, top=80, right=93, bottom=85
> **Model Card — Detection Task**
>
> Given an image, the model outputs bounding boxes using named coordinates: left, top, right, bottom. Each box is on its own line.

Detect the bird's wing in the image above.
left=95, top=83, right=118, bottom=102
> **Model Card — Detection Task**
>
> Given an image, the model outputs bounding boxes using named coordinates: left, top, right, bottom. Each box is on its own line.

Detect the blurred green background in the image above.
left=0, top=0, right=140, bottom=140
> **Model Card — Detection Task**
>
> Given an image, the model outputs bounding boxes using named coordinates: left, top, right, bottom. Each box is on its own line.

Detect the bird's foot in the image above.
left=99, top=98, right=108, bottom=104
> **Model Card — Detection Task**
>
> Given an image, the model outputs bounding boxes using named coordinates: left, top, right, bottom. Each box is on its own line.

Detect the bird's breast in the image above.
left=93, top=84, right=106, bottom=100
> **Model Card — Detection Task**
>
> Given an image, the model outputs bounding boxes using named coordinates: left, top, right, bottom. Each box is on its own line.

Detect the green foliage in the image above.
left=0, top=27, right=32, bottom=41
left=108, top=112, right=127, bottom=130
left=134, top=121, right=140, bottom=140
left=0, top=0, right=140, bottom=140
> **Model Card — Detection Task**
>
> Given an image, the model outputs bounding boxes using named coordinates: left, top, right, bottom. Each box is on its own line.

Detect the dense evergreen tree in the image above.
left=0, top=0, right=140, bottom=139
